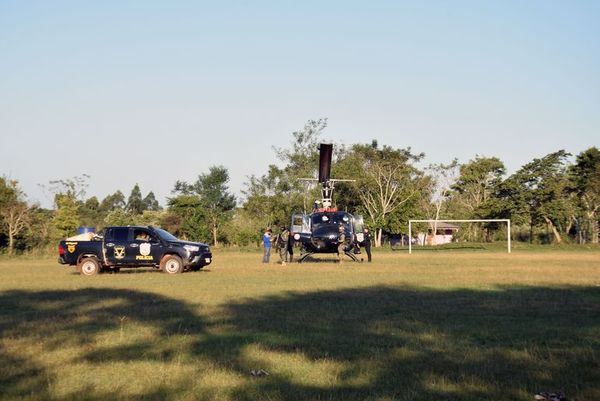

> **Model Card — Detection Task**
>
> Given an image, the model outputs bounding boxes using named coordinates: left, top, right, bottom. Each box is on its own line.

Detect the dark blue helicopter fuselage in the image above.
left=294, top=211, right=362, bottom=254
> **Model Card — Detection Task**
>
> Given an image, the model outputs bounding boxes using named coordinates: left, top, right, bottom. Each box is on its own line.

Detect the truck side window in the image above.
left=113, top=228, right=128, bottom=242
left=134, top=230, right=151, bottom=242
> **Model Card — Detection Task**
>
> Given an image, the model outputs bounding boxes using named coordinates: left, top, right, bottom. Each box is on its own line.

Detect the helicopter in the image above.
left=290, top=143, right=365, bottom=263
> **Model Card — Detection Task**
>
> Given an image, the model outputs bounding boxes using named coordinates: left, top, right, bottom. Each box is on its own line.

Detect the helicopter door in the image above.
left=302, top=214, right=311, bottom=233
left=353, top=215, right=365, bottom=243
left=292, top=213, right=310, bottom=234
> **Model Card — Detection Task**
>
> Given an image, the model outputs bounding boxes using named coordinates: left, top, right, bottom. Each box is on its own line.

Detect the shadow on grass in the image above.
left=0, top=286, right=598, bottom=400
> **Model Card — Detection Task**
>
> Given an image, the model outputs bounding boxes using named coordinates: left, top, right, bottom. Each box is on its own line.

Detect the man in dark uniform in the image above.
left=277, top=226, right=290, bottom=265
left=363, top=227, right=372, bottom=262
left=287, top=231, right=294, bottom=262
left=337, top=222, right=346, bottom=263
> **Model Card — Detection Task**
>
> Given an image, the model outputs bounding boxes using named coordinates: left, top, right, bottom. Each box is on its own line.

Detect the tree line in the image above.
left=1, top=119, right=599, bottom=254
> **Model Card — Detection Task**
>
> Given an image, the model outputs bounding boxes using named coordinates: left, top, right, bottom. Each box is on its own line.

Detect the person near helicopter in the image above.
left=337, top=222, right=346, bottom=263
left=275, top=225, right=290, bottom=265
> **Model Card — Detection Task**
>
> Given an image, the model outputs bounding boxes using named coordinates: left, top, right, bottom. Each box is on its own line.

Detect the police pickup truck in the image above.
left=58, top=226, right=212, bottom=275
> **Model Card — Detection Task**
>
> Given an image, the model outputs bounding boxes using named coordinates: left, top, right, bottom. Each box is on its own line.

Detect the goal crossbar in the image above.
left=408, top=219, right=511, bottom=254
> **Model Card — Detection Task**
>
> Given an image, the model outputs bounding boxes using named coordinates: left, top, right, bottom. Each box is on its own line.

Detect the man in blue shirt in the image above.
left=262, top=228, right=272, bottom=263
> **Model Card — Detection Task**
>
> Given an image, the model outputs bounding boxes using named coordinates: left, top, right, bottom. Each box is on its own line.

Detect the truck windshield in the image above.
left=154, top=228, right=179, bottom=241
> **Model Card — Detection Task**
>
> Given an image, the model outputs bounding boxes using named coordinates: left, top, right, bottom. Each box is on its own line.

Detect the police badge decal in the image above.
left=136, top=243, right=153, bottom=260
left=140, top=243, right=151, bottom=256
left=114, top=246, right=125, bottom=259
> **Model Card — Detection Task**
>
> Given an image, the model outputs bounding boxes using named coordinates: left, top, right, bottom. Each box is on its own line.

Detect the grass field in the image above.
left=1, top=248, right=599, bottom=401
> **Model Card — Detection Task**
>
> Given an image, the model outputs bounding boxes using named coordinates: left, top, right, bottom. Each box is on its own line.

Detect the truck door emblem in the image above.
left=67, top=244, right=76, bottom=253
left=114, top=246, right=125, bottom=259
left=140, top=243, right=151, bottom=256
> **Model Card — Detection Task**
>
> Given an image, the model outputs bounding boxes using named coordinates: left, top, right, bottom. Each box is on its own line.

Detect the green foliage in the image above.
left=100, top=190, right=126, bottom=212
left=570, top=147, right=600, bottom=243
left=450, top=156, right=505, bottom=219
left=79, top=196, right=102, bottom=227
left=224, top=209, right=265, bottom=246
left=167, top=194, right=211, bottom=242
left=142, top=191, right=161, bottom=211
left=126, top=183, right=145, bottom=215
left=52, top=194, right=80, bottom=239
left=491, top=150, right=572, bottom=243
left=169, top=167, right=236, bottom=245
left=2, top=128, right=599, bottom=252
left=273, top=118, right=328, bottom=179
left=0, top=177, right=30, bottom=254
left=241, top=121, right=329, bottom=235
left=103, top=208, right=135, bottom=226
left=342, top=142, right=426, bottom=244
left=23, top=206, right=54, bottom=251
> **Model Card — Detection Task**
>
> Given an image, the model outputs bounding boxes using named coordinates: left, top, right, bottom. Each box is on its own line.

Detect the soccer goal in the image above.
left=408, top=219, right=511, bottom=254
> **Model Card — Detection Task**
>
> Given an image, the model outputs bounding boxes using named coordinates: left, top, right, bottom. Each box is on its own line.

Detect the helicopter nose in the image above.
left=313, top=227, right=337, bottom=239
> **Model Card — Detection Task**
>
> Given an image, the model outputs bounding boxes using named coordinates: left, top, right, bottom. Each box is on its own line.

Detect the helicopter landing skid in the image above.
left=297, top=251, right=361, bottom=263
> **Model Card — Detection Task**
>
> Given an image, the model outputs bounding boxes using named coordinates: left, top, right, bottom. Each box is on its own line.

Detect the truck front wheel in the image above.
left=161, top=255, right=184, bottom=274
left=78, top=257, right=101, bottom=276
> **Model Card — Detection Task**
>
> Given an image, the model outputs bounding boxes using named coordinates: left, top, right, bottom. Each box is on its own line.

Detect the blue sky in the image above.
left=1, top=1, right=598, bottom=208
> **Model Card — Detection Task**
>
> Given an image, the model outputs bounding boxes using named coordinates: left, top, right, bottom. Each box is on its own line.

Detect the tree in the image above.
left=166, top=194, right=210, bottom=241
left=79, top=196, right=101, bottom=227
left=492, top=150, right=571, bottom=244
left=46, top=175, right=89, bottom=241
left=241, top=119, right=330, bottom=230
left=570, top=147, right=600, bottom=243
left=271, top=118, right=330, bottom=213
left=0, top=178, right=30, bottom=255
left=273, top=118, right=328, bottom=180
left=196, top=166, right=236, bottom=246
left=439, top=157, right=506, bottom=242
left=172, top=166, right=236, bottom=246
left=103, top=208, right=136, bottom=226
left=344, top=142, right=426, bottom=247
left=423, top=160, right=460, bottom=244
left=451, top=156, right=505, bottom=218
left=47, top=174, right=90, bottom=201
left=53, top=194, right=80, bottom=240
left=25, top=206, right=54, bottom=251
left=100, top=191, right=126, bottom=212
left=143, top=191, right=161, bottom=211
left=126, top=184, right=145, bottom=215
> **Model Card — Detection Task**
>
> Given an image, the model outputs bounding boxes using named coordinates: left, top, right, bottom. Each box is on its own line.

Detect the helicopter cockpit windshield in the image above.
left=311, top=212, right=351, bottom=230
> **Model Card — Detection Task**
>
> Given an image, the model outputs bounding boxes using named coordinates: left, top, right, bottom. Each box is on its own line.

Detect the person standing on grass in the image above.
left=277, top=225, right=290, bottom=265
left=262, top=228, right=272, bottom=263
left=287, top=231, right=294, bottom=263
left=363, top=227, right=372, bottom=262
left=337, top=222, right=346, bottom=263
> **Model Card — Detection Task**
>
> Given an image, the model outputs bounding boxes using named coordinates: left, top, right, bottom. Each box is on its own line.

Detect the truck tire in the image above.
left=161, top=254, right=184, bottom=274
left=78, top=257, right=101, bottom=276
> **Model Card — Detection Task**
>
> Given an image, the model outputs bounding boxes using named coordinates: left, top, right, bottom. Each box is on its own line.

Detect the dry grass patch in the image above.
left=0, top=249, right=598, bottom=400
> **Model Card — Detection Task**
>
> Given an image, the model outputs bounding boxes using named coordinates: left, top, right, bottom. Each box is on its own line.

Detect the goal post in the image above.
left=408, top=219, right=511, bottom=254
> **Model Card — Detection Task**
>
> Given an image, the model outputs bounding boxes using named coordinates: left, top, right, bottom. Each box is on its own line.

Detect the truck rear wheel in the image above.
left=78, top=257, right=100, bottom=276
left=161, top=255, right=183, bottom=274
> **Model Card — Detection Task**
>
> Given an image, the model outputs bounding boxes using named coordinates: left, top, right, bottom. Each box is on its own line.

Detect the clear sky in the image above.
left=1, top=0, right=598, bottom=208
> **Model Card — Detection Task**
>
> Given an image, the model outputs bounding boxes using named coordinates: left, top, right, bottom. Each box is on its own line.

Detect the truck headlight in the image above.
left=184, top=245, right=200, bottom=252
